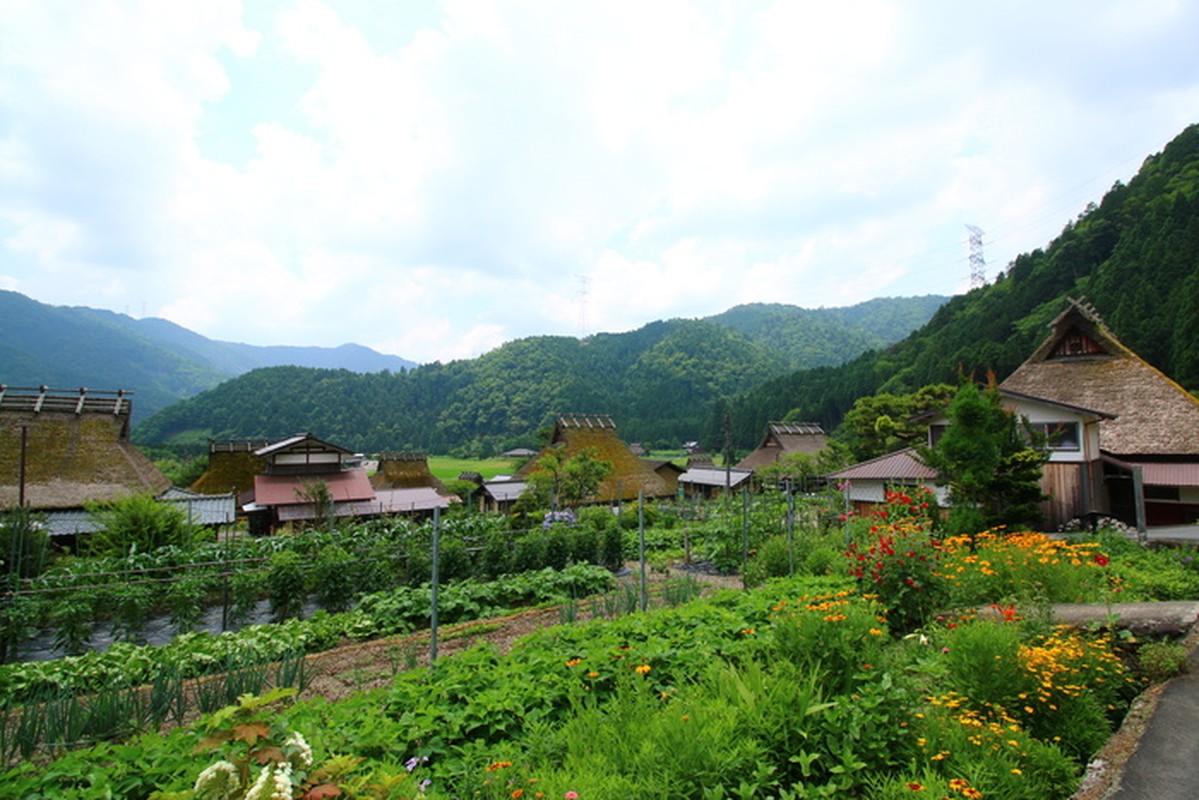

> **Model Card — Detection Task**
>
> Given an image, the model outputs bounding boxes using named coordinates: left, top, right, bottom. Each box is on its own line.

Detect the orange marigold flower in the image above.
left=635, top=664, right=652, bottom=675
left=907, top=781, right=925, bottom=791
left=512, top=790, right=524, bottom=799
left=487, top=761, right=513, bottom=772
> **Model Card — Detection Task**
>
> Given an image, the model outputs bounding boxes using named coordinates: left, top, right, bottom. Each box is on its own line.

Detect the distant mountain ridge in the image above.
left=130, top=295, right=948, bottom=455
left=0, top=290, right=417, bottom=422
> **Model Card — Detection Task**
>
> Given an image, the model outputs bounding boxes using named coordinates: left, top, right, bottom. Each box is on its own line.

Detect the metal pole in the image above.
left=786, top=480, right=796, bottom=576
left=430, top=507, right=441, bottom=664
left=638, top=492, right=647, bottom=612
left=741, top=485, right=749, bottom=590
left=18, top=426, right=28, bottom=507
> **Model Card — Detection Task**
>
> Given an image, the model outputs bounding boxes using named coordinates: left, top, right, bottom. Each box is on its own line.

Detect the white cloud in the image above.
left=1, top=0, right=1197, bottom=364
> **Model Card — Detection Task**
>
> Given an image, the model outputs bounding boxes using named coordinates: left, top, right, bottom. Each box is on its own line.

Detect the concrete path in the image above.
left=1054, top=601, right=1199, bottom=800
left=1106, top=632, right=1199, bottom=799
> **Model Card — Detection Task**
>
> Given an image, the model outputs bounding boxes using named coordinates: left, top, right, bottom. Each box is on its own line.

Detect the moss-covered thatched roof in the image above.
left=371, top=451, right=447, bottom=491
left=517, top=414, right=670, bottom=501
left=190, top=442, right=269, bottom=496
left=0, top=387, right=169, bottom=509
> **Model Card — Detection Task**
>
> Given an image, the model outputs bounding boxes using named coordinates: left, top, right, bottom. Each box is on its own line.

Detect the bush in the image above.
left=0, top=508, right=50, bottom=584
left=267, top=551, right=307, bottom=622
left=85, top=494, right=200, bottom=557
left=314, top=544, right=356, bottom=613
left=1137, top=640, right=1190, bottom=683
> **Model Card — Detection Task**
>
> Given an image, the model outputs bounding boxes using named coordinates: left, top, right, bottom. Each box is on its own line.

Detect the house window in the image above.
left=1145, top=486, right=1181, bottom=502
left=1034, top=422, right=1080, bottom=451
left=928, top=424, right=948, bottom=446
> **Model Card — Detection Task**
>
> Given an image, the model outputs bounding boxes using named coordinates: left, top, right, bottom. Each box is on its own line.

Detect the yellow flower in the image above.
left=635, top=664, right=652, bottom=675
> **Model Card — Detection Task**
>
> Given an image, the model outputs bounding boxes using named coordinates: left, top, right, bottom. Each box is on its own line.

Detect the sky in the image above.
left=2, top=1, right=1198, bottom=365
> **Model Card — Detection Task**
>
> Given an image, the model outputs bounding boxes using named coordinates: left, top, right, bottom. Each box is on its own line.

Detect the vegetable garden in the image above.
left=2, top=487, right=1199, bottom=798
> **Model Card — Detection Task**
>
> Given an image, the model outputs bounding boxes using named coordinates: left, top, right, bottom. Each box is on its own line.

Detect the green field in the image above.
left=426, top=455, right=524, bottom=481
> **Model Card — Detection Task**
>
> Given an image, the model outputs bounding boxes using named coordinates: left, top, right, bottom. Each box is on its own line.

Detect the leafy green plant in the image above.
left=0, top=507, right=50, bottom=583
left=85, top=494, right=201, bottom=557
left=267, top=551, right=306, bottom=623
left=313, top=544, right=356, bottom=613
left=1137, top=639, right=1190, bottom=683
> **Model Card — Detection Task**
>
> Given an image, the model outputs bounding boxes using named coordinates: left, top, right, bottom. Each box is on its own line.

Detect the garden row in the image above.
left=0, top=564, right=617, bottom=765
left=0, top=556, right=1165, bottom=800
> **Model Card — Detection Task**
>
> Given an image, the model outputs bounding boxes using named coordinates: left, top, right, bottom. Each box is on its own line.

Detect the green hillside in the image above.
left=131, top=297, right=946, bottom=455
left=0, top=292, right=418, bottom=422
left=715, top=123, right=1199, bottom=448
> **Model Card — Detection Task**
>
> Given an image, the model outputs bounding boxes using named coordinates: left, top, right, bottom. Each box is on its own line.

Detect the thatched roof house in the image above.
left=371, top=451, right=447, bottom=492
left=190, top=440, right=269, bottom=496
left=736, top=421, right=828, bottom=471
left=999, top=298, right=1199, bottom=526
left=518, top=414, right=670, bottom=503
left=0, top=385, right=168, bottom=511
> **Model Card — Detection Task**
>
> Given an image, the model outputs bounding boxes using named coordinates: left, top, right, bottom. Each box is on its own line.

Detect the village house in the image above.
left=830, top=299, right=1199, bottom=531
left=736, top=421, right=828, bottom=471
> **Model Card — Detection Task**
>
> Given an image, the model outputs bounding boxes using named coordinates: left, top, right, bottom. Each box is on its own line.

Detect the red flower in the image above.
left=1095, top=553, right=1110, bottom=567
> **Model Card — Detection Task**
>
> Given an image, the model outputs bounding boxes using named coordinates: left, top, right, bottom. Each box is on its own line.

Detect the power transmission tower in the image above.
left=966, top=224, right=986, bottom=289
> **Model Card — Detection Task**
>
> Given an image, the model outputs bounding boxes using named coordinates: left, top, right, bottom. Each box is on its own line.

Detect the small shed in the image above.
left=678, top=465, right=754, bottom=500
left=480, top=479, right=528, bottom=513
left=826, top=448, right=944, bottom=514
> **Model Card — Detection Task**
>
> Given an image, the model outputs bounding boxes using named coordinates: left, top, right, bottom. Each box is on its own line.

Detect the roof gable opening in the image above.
left=1049, top=326, right=1107, bottom=360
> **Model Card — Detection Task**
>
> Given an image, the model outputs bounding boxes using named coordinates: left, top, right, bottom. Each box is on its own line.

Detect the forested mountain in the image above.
left=0, top=291, right=417, bottom=421
left=132, top=297, right=946, bottom=455
left=708, top=295, right=947, bottom=369
left=712, top=123, right=1199, bottom=450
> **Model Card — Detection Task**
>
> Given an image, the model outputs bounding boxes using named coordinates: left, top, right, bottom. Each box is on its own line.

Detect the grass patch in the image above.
left=426, top=456, right=522, bottom=481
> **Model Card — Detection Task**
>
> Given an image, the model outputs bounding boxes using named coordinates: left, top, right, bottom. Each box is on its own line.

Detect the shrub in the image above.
left=314, top=544, right=357, bottom=613
left=84, top=494, right=200, bottom=557
left=1137, top=640, right=1190, bottom=683
left=267, top=551, right=307, bottom=622
left=0, top=508, right=50, bottom=583
left=511, top=532, right=547, bottom=574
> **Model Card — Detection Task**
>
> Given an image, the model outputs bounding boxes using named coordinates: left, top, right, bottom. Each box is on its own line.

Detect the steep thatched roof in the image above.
left=190, top=441, right=269, bottom=495
left=0, top=385, right=169, bottom=509
left=371, top=451, right=447, bottom=492
left=518, top=414, right=670, bottom=501
left=1000, top=299, right=1199, bottom=457
left=736, top=421, right=828, bottom=470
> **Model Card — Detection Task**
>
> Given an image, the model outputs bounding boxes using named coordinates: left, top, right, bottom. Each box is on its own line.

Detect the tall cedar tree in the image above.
left=916, top=382, right=1049, bottom=536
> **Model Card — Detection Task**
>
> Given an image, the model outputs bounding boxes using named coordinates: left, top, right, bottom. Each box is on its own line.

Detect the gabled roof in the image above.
left=827, top=448, right=937, bottom=482
left=483, top=479, right=527, bottom=503
left=679, top=466, right=754, bottom=489
left=254, top=433, right=353, bottom=458
left=1000, top=299, right=1199, bottom=456
left=736, top=420, right=828, bottom=470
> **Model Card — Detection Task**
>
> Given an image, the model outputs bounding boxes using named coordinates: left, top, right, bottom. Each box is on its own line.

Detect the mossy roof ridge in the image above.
left=1, top=411, right=169, bottom=509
